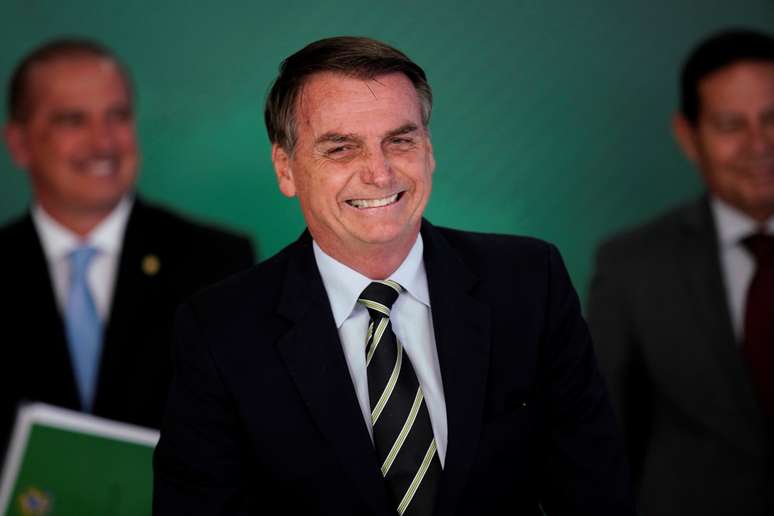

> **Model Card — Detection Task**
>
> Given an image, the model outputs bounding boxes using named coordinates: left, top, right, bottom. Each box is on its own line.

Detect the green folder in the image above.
left=0, top=403, right=158, bottom=516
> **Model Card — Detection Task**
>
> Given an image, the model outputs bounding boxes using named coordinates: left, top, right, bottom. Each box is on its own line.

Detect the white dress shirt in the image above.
left=313, top=235, right=448, bottom=465
left=32, top=196, right=133, bottom=322
left=711, top=197, right=774, bottom=343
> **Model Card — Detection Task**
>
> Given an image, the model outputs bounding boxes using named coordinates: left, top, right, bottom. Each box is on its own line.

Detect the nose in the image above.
left=89, top=119, right=118, bottom=155
left=360, top=147, right=394, bottom=187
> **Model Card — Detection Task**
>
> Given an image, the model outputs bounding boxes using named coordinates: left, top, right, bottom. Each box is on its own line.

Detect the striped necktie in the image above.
left=64, top=245, right=103, bottom=412
left=358, top=280, right=441, bottom=516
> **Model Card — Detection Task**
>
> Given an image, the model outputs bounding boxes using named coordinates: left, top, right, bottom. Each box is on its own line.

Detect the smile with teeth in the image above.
left=346, top=192, right=403, bottom=209
left=78, top=158, right=118, bottom=177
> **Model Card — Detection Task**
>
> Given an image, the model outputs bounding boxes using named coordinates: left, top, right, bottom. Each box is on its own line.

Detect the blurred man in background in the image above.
left=588, top=29, right=774, bottom=516
left=0, top=38, right=255, bottom=458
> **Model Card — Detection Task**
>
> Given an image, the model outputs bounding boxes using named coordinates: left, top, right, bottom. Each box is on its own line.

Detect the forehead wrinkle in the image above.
left=365, top=81, right=377, bottom=99
left=296, top=72, right=425, bottom=147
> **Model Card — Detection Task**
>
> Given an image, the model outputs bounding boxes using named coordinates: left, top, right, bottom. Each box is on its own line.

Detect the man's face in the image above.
left=272, top=72, right=435, bottom=264
left=675, top=61, right=774, bottom=221
left=4, top=55, right=138, bottom=223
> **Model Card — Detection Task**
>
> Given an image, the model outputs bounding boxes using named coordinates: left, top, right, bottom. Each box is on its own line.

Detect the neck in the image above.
left=748, top=209, right=774, bottom=225
left=713, top=195, right=774, bottom=226
left=37, top=200, right=113, bottom=238
left=316, top=233, right=418, bottom=280
left=734, top=205, right=774, bottom=225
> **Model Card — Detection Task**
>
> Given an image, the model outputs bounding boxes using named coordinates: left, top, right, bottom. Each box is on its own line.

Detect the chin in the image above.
left=360, top=227, right=418, bottom=247
left=79, top=195, right=126, bottom=213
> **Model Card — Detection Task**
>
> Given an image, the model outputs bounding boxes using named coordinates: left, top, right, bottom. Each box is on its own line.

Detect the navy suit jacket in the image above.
left=0, top=198, right=254, bottom=456
left=153, top=221, right=634, bottom=515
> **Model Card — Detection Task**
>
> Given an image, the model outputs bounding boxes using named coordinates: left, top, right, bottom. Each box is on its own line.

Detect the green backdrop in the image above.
left=2, top=1, right=773, bottom=304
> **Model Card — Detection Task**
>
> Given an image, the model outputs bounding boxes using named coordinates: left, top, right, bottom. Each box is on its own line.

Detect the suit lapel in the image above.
left=676, top=198, right=770, bottom=454
left=17, top=215, right=81, bottom=409
left=95, top=199, right=160, bottom=412
left=274, top=234, right=393, bottom=516
left=420, top=222, right=491, bottom=516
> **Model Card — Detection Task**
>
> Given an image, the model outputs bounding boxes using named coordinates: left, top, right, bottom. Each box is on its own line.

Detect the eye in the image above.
left=326, top=145, right=351, bottom=156
left=52, top=112, right=86, bottom=127
left=323, top=143, right=359, bottom=160
left=387, top=136, right=416, bottom=149
left=107, top=107, right=134, bottom=124
left=713, top=117, right=745, bottom=133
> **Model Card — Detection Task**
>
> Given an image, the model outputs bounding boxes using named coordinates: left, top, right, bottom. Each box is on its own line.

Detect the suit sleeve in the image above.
left=537, top=244, right=637, bottom=515
left=586, top=242, right=651, bottom=487
left=152, top=302, right=249, bottom=516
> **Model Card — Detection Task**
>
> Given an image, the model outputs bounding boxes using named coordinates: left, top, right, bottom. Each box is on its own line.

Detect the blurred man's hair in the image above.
left=265, top=36, right=432, bottom=152
left=8, top=38, right=132, bottom=122
left=681, top=29, right=774, bottom=125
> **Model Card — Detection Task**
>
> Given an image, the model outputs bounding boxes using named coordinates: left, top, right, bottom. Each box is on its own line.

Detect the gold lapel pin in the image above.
left=142, top=254, right=161, bottom=276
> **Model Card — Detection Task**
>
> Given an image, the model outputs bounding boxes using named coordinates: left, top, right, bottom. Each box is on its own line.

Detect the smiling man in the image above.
left=154, top=36, right=634, bottom=516
left=588, top=29, right=774, bottom=516
left=0, top=39, right=254, bottom=456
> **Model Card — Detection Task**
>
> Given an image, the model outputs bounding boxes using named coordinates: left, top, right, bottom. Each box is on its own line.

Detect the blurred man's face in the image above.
left=675, top=61, right=774, bottom=221
left=5, top=55, right=138, bottom=226
left=272, top=72, right=435, bottom=268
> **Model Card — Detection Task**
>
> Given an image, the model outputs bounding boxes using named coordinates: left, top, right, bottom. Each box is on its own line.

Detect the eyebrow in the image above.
left=385, top=123, right=419, bottom=138
left=314, top=132, right=361, bottom=146
left=313, top=123, right=421, bottom=147
left=49, top=108, right=86, bottom=121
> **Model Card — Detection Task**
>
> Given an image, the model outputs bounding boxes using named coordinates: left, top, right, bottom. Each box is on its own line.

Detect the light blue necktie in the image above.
left=64, top=245, right=102, bottom=412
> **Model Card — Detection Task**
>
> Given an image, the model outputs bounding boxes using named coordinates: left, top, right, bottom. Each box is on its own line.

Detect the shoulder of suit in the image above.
left=594, top=197, right=706, bottom=263
left=419, top=222, right=568, bottom=291
left=186, top=225, right=562, bottom=325
left=0, top=201, right=248, bottom=245
left=131, top=198, right=252, bottom=247
left=0, top=213, right=30, bottom=239
left=0, top=214, right=37, bottom=265
left=430, top=223, right=556, bottom=262
left=185, top=233, right=302, bottom=317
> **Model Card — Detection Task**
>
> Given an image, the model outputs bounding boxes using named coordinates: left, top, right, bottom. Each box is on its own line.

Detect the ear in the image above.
left=672, top=113, right=700, bottom=163
left=3, top=122, right=31, bottom=169
left=271, top=144, right=296, bottom=198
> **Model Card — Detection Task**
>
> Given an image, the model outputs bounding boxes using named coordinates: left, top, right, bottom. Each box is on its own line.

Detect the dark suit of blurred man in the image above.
left=0, top=39, right=255, bottom=456
left=588, top=30, right=774, bottom=516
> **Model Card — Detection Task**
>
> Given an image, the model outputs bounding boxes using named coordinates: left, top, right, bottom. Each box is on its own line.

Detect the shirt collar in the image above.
left=313, top=234, right=429, bottom=328
left=32, top=195, right=134, bottom=261
left=711, top=196, right=774, bottom=248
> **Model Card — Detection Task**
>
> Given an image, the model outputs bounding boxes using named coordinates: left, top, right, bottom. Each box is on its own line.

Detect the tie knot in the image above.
left=358, top=280, right=403, bottom=317
left=68, top=245, right=99, bottom=278
left=742, top=233, right=774, bottom=265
